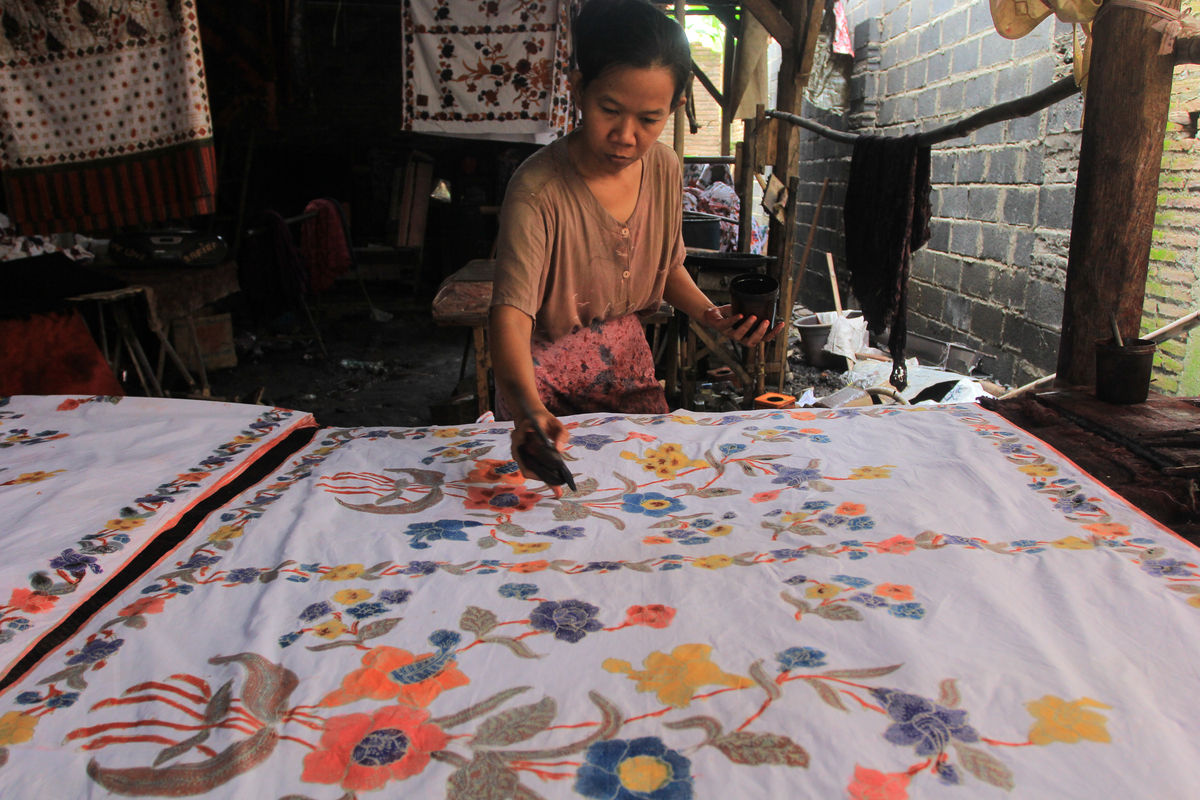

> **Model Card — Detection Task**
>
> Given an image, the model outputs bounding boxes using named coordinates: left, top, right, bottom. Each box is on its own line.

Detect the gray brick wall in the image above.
left=793, top=0, right=1084, bottom=386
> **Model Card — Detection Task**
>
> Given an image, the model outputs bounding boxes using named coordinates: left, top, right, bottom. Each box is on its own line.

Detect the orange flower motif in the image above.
left=177, top=472, right=211, bottom=482
left=1082, top=523, right=1130, bottom=539
left=508, top=560, right=549, bottom=574
left=799, top=428, right=823, bottom=434
left=874, top=583, right=914, bottom=601
left=836, top=502, right=866, bottom=516
left=118, top=596, right=166, bottom=617
left=56, top=398, right=83, bottom=411
left=465, top=458, right=525, bottom=485
left=320, top=646, right=470, bottom=709
left=301, top=705, right=449, bottom=792
left=464, top=485, right=542, bottom=513
left=847, top=765, right=911, bottom=800
left=6, top=588, right=57, bottom=614
left=789, top=411, right=817, bottom=421
left=874, top=535, right=916, bottom=555
left=642, top=536, right=674, bottom=545
left=624, top=604, right=676, bottom=629
left=2, top=470, right=66, bottom=485
left=750, top=490, right=781, bottom=503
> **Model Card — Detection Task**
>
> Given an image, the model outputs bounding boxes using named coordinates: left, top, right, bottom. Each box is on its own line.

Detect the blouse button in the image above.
left=622, top=271, right=631, bottom=279
left=621, top=228, right=629, bottom=237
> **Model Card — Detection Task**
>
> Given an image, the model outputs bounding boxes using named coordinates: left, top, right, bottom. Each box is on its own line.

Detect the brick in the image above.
left=994, top=64, right=1030, bottom=104
left=910, top=0, right=931, bottom=28
left=882, top=41, right=901, bottom=70
left=981, top=224, right=1011, bottom=262
left=950, top=222, right=982, bottom=257
left=854, top=19, right=876, bottom=51
left=931, top=152, right=956, bottom=183
left=897, top=34, right=919, bottom=63
left=965, top=73, right=996, bottom=109
left=969, top=2, right=994, bottom=33
left=944, top=292, right=972, bottom=329
left=1005, top=113, right=1042, bottom=143
left=971, top=301, right=1005, bottom=342
left=1014, top=28, right=1053, bottom=58
left=962, top=260, right=993, bottom=298
left=988, top=149, right=1020, bottom=184
left=939, top=185, right=969, bottom=218
left=958, top=151, right=987, bottom=182
left=967, top=187, right=1001, bottom=221
left=1022, top=149, right=1045, bottom=184
left=1013, top=231, right=1035, bottom=268
left=887, top=68, right=906, bottom=95
left=934, top=253, right=963, bottom=289
left=919, top=22, right=941, bottom=55
left=980, top=34, right=1013, bottom=67
left=931, top=0, right=956, bottom=18
left=1026, top=279, right=1065, bottom=328
left=941, top=9, right=968, bottom=44
left=907, top=60, right=927, bottom=90
left=885, top=9, right=909, bottom=40
left=926, top=51, right=951, bottom=83
left=972, top=123, right=1004, bottom=146
left=918, top=283, right=947, bottom=319
left=1029, top=53, right=1056, bottom=89
left=938, top=82, right=965, bottom=114
left=911, top=250, right=936, bottom=282
left=878, top=99, right=899, bottom=126
left=928, top=218, right=951, bottom=251
left=917, top=90, right=938, bottom=119
left=952, top=39, right=979, bottom=73
left=993, top=269, right=1028, bottom=307
left=1003, top=188, right=1036, bottom=225
left=1048, top=97, right=1083, bottom=133
left=1037, top=186, right=1074, bottom=229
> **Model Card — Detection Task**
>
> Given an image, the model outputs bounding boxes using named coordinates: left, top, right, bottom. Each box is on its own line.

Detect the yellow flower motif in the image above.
left=1188, top=595, right=1200, bottom=609
left=806, top=583, right=841, bottom=599
left=622, top=443, right=708, bottom=480
left=603, top=644, right=752, bottom=708
left=0, top=711, right=37, bottom=746
left=1019, top=463, right=1059, bottom=478
left=232, top=435, right=261, bottom=444
left=311, top=447, right=335, bottom=456
left=510, top=541, right=551, bottom=554
left=321, top=564, right=365, bottom=582
left=1051, top=536, right=1093, bottom=550
left=849, top=465, right=896, bottom=480
left=432, top=428, right=462, bottom=438
left=106, top=518, right=146, bottom=531
left=207, top=525, right=243, bottom=542
left=313, top=619, right=348, bottom=639
left=780, top=511, right=812, bottom=526
left=706, top=524, right=733, bottom=537
left=692, top=555, right=732, bottom=570
left=673, top=416, right=697, bottom=425
left=333, top=588, right=374, bottom=605
left=9, top=470, right=65, bottom=485
left=1026, top=696, right=1112, bottom=745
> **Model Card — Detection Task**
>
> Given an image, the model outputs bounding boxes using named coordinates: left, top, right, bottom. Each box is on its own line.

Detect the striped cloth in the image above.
left=0, top=2, right=217, bottom=235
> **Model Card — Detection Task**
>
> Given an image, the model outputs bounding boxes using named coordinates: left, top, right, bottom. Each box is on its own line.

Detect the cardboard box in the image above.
left=172, top=312, right=237, bottom=372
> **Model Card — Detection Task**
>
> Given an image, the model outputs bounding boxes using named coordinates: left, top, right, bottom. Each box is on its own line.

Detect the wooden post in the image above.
left=674, top=0, right=686, bottom=162
left=1056, top=2, right=1180, bottom=386
left=721, top=24, right=736, bottom=157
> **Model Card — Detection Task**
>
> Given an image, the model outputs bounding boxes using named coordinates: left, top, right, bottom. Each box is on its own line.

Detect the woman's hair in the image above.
left=572, top=0, right=692, bottom=104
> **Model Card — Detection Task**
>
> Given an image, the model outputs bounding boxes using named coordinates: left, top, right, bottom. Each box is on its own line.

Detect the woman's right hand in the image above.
left=511, top=407, right=569, bottom=483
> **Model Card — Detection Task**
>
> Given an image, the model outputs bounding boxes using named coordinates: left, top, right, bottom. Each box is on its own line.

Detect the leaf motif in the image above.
left=433, top=686, right=532, bottom=729
left=808, top=480, right=834, bottom=493
left=204, top=680, right=234, bottom=724
left=477, top=537, right=499, bottom=549
left=938, top=678, right=961, bottom=708
left=212, top=540, right=233, bottom=551
left=207, top=653, right=298, bottom=724
left=1142, top=546, right=1167, bottom=561
left=446, top=752, right=522, bottom=800
left=694, top=487, right=740, bottom=498
left=0, top=747, right=8, bottom=769
left=480, top=635, right=542, bottom=659
left=712, top=731, right=810, bottom=767
left=335, top=486, right=444, bottom=515
left=439, top=563, right=468, bottom=576
left=359, top=618, right=402, bottom=641
left=819, top=665, right=903, bottom=679
left=914, top=531, right=937, bottom=545
left=749, top=660, right=782, bottom=701
left=586, top=509, right=626, bottom=531
left=152, top=730, right=210, bottom=767
left=953, top=743, right=1016, bottom=791
left=649, top=519, right=681, bottom=529
left=87, top=728, right=279, bottom=796
left=306, top=639, right=366, bottom=652
left=591, top=691, right=624, bottom=741
left=622, top=560, right=653, bottom=573
left=122, top=614, right=147, bottom=629
left=705, top=449, right=726, bottom=475
left=812, top=604, right=864, bottom=621
left=739, top=462, right=756, bottom=476
left=732, top=551, right=758, bottom=566
left=564, top=477, right=599, bottom=498
left=807, top=459, right=821, bottom=470
left=792, top=524, right=825, bottom=537
left=553, top=501, right=590, bottom=522
left=666, top=483, right=696, bottom=493
left=471, top=696, right=557, bottom=748
left=496, top=522, right=526, bottom=539
left=779, top=592, right=812, bottom=614
left=391, top=652, right=454, bottom=684
left=663, top=715, right=723, bottom=745
left=460, top=607, right=499, bottom=637
left=614, top=471, right=638, bottom=495
left=981, top=543, right=1010, bottom=554
left=1167, top=583, right=1200, bottom=594
left=803, top=677, right=848, bottom=711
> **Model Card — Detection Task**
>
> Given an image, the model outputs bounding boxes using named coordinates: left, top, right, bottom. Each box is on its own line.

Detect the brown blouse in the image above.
left=490, top=135, right=685, bottom=342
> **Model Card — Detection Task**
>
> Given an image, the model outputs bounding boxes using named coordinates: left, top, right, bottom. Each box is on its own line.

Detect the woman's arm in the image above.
left=489, top=304, right=569, bottom=478
left=662, top=266, right=784, bottom=346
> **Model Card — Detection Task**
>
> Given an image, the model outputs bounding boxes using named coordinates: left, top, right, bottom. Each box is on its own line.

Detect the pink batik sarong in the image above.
left=495, top=314, right=668, bottom=420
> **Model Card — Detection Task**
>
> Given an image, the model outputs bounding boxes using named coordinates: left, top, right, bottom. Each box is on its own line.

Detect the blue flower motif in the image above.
left=661, top=555, right=684, bottom=561
left=286, top=575, right=310, bottom=583
left=571, top=434, right=616, bottom=451
left=1141, top=558, right=1192, bottom=577
left=817, top=513, right=847, bottom=528
left=14, top=692, right=42, bottom=705
left=379, top=589, right=412, bottom=605
left=850, top=593, right=888, bottom=608
left=718, top=443, right=747, bottom=456
left=1054, top=492, right=1100, bottom=515
left=1130, top=538, right=1158, bottom=545
left=46, top=692, right=80, bottom=709
left=582, top=561, right=623, bottom=573
left=722, top=512, right=736, bottom=519
left=849, top=551, right=870, bottom=560
left=693, top=518, right=714, bottom=529
left=66, top=638, right=125, bottom=666
left=537, top=526, right=586, bottom=540
left=224, top=568, right=260, bottom=585
left=481, top=560, right=501, bottom=567
left=1011, top=539, right=1039, bottom=548
left=1024, top=547, right=1046, bottom=554
left=809, top=435, right=831, bottom=443
left=840, top=540, right=862, bottom=547
left=181, top=554, right=221, bottom=570
left=167, top=584, right=193, bottom=595
left=403, top=519, right=482, bottom=548
left=300, top=563, right=322, bottom=573
left=660, top=563, right=683, bottom=571
left=278, top=632, right=301, bottom=648
left=871, top=688, right=979, bottom=756
left=345, top=602, right=387, bottom=620
left=847, top=517, right=876, bottom=531
left=803, top=500, right=833, bottom=511
left=529, top=599, right=603, bottom=643
left=888, top=602, right=926, bottom=620
left=998, top=442, right=1025, bottom=454
left=402, top=561, right=439, bottom=576
left=783, top=575, right=808, bottom=585
left=6, top=618, right=30, bottom=631
left=49, top=549, right=101, bottom=576
left=299, top=601, right=334, bottom=622
left=831, top=575, right=871, bottom=588
left=936, top=762, right=963, bottom=785
left=776, top=646, right=827, bottom=671
left=620, top=492, right=685, bottom=518
left=575, top=737, right=693, bottom=800
left=499, top=583, right=538, bottom=600
left=771, top=549, right=807, bottom=559
left=943, top=535, right=975, bottom=546
left=772, top=466, right=822, bottom=487
left=679, top=536, right=709, bottom=546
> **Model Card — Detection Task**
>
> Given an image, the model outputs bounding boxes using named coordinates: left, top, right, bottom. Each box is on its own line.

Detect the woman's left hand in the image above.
left=702, top=305, right=785, bottom=346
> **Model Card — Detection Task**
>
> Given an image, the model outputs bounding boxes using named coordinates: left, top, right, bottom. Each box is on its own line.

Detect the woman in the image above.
left=489, top=0, right=781, bottom=480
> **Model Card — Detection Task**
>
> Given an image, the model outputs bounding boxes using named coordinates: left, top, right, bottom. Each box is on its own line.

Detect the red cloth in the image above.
left=299, top=199, right=353, bottom=294
left=0, top=310, right=124, bottom=396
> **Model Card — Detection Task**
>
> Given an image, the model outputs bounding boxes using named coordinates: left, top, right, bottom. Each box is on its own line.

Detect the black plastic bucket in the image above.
left=729, top=273, right=779, bottom=328
left=1094, top=337, right=1156, bottom=405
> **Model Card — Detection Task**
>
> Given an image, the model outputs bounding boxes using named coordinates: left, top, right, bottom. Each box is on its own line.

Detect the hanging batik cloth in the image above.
left=0, top=1, right=217, bottom=235
left=402, top=0, right=577, bottom=143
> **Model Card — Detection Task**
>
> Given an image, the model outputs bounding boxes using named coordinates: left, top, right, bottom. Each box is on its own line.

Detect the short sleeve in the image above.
left=490, top=192, right=550, bottom=320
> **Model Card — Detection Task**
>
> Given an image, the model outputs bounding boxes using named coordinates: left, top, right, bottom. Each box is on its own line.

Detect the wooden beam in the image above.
left=1056, top=1, right=1180, bottom=385
left=741, top=0, right=794, bottom=46
left=674, top=0, right=686, bottom=161
left=691, top=59, right=724, bottom=107
left=721, top=24, right=736, bottom=155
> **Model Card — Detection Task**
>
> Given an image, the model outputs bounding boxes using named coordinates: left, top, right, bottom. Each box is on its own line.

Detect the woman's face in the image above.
left=570, top=64, right=680, bottom=176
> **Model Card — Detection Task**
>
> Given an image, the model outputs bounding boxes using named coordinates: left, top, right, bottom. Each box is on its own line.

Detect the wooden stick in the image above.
left=776, top=177, right=829, bottom=391
left=827, top=252, right=842, bottom=315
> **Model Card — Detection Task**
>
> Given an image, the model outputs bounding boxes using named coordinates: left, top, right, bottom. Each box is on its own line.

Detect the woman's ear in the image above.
left=568, top=69, right=584, bottom=102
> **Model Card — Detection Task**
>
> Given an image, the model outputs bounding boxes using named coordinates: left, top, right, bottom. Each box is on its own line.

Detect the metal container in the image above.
left=682, top=211, right=722, bottom=250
